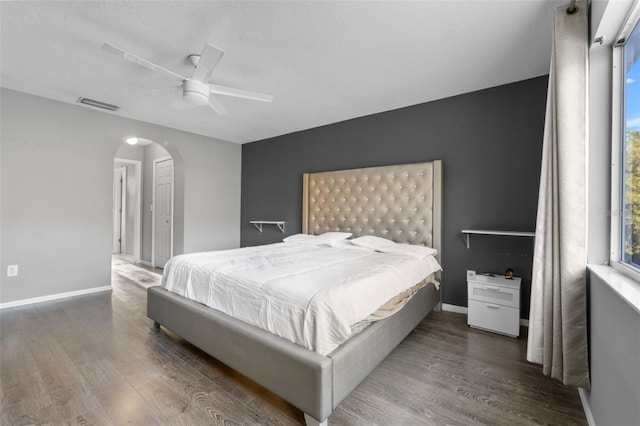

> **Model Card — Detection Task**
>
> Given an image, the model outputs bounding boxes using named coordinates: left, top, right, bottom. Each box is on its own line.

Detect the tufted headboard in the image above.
left=302, top=161, right=442, bottom=257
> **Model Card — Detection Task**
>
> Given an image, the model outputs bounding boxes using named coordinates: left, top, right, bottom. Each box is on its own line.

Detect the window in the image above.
left=613, top=5, right=640, bottom=277
left=623, top=26, right=640, bottom=270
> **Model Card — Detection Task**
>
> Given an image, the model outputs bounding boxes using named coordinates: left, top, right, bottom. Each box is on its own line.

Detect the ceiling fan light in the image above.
left=183, top=91, right=209, bottom=106
left=183, top=79, right=210, bottom=106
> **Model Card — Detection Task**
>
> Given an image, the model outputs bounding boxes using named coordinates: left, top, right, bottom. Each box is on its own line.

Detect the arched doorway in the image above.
left=113, top=137, right=174, bottom=270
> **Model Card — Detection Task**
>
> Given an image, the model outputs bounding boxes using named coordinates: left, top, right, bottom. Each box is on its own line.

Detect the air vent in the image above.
left=76, top=97, right=120, bottom=111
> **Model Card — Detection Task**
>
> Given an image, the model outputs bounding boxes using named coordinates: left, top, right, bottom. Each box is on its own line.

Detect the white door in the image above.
left=112, top=166, right=126, bottom=254
left=154, top=159, right=173, bottom=268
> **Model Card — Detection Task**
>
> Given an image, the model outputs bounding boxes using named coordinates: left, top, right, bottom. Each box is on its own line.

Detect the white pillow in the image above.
left=283, top=232, right=352, bottom=247
left=332, top=239, right=362, bottom=250
left=311, top=231, right=353, bottom=246
left=350, top=235, right=396, bottom=250
left=283, top=233, right=315, bottom=243
left=351, top=235, right=437, bottom=258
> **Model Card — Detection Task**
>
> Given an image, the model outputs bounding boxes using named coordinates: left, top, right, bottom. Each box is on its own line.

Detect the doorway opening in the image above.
left=112, top=138, right=174, bottom=287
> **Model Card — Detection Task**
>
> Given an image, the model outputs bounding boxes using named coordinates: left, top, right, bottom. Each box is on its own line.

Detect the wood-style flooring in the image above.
left=0, top=261, right=587, bottom=425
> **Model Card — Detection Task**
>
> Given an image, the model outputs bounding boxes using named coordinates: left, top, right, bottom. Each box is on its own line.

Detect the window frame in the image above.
left=611, top=2, right=640, bottom=281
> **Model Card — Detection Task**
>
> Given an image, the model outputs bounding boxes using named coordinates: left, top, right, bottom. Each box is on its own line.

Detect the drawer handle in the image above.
left=486, top=286, right=500, bottom=291
left=486, top=304, right=500, bottom=309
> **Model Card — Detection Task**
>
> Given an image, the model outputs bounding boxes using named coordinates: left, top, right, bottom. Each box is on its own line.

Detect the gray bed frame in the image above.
left=147, top=160, right=443, bottom=425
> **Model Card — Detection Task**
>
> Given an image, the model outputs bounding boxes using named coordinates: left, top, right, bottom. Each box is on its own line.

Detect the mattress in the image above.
left=162, top=242, right=441, bottom=355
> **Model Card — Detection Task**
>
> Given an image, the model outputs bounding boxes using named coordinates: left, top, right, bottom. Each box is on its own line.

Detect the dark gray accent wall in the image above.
left=241, top=76, right=547, bottom=317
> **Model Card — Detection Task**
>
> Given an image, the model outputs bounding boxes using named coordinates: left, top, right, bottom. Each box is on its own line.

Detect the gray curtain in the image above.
left=526, top=0, right=590, bottom=389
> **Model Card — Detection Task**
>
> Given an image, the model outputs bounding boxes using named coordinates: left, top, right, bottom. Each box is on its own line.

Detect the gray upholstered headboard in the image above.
left=302, top=161, right=442, bottom=257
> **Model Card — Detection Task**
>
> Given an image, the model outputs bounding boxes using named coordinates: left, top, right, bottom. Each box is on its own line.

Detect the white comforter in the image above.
left=162, top=242, right=441, bottom=355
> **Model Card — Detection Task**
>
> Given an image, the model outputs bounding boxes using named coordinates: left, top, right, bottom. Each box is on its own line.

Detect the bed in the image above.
left=147, top=160, right=443, bottom=425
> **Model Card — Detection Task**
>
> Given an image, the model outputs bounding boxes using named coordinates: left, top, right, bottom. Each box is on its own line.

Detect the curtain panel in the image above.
left=526, top=0, right=590, bottom=389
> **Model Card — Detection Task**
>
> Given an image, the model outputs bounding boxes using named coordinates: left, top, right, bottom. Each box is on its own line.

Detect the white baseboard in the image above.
left=442, top=303, right=529, bottom=327
left=140, top=260, right=153, bottom=268
left=578, top=388, right=596, bottom=426
left=0, top=285, right=112, bottom=310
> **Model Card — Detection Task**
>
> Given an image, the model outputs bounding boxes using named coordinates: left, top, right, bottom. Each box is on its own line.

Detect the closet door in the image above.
left=153, top=158, right=173, bottom=268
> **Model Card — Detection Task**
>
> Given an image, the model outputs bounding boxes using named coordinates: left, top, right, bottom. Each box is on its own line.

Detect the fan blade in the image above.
left=208, top=95, right=229, bottom=116
left=209, top=84, right=273, bottom=103
left=192, top=44, right=224, bottom=83
left=102, top=43, right=187, bottom=81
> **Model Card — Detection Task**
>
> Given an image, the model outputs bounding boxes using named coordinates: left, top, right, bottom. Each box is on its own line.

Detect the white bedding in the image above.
left=162, top=242, right=441, bottom=355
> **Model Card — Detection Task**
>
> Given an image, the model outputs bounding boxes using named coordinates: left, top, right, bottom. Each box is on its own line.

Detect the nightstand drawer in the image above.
left=468, top=281, right=520, bottom=308
left=467, top=299, right=520, bottom=337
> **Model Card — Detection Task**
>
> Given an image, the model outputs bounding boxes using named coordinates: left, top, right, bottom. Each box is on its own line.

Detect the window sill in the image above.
left=587, top=264, right=640, bottom=314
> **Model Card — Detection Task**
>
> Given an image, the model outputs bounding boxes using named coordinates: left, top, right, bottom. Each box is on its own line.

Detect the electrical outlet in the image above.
left=7, top=265, right=18, bottom=277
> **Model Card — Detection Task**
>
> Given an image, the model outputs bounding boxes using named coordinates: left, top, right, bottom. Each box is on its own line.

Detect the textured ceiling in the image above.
left=0, top=1, right=563, bottom=144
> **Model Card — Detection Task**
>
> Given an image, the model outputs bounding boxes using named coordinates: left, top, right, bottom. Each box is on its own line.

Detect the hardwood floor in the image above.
left=0, top=263, right=587, bottom=425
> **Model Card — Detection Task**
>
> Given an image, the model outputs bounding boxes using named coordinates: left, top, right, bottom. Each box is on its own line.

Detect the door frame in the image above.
left=114, top=158, right=142, bottom=263
left=151, top=156, right=174, bottom=268
left=112, top=166, right=127, bottom=254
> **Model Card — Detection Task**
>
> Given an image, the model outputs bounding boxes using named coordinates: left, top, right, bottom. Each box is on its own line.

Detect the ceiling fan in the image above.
left=102, top=43, right=273, bottom=115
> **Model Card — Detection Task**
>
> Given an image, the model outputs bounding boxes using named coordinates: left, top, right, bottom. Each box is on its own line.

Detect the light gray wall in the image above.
left=115, top=144, right=144, bottom=162
left=0, top=88, right=241, bottom=304
left=123, top=163, right=136, bottom=256
left=115, top=144, right=144, bottom=257
left=584, top=269, right=640, bottom=426
left=181, top=135, right=243, bottom=253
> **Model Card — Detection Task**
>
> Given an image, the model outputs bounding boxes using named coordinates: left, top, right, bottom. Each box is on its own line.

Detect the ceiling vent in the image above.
left=76, top=97, right=120, bottom=111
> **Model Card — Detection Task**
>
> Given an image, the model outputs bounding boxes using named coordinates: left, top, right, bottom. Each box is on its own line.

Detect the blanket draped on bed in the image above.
left=162, top=242, right=441, bottom=355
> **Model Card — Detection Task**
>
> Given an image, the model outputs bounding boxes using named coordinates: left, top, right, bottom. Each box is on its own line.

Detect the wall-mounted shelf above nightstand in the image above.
left=461, top=229, right=535, bottom=249
left=250, top=221, right=285, bottom=233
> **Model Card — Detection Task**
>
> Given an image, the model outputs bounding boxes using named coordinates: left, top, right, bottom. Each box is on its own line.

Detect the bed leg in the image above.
left=150, top=319, right=161, bottom=330
left=303, top=413, right=327, bottom=426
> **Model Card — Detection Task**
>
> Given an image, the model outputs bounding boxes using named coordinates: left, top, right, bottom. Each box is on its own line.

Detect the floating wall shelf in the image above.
left=250, top=221, right=285, bottom=233
left=461, top=229, right=535, bottom=249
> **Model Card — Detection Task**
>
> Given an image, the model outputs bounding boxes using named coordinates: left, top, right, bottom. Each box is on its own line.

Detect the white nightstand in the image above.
left=467, top=274, right=521, bottom=338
